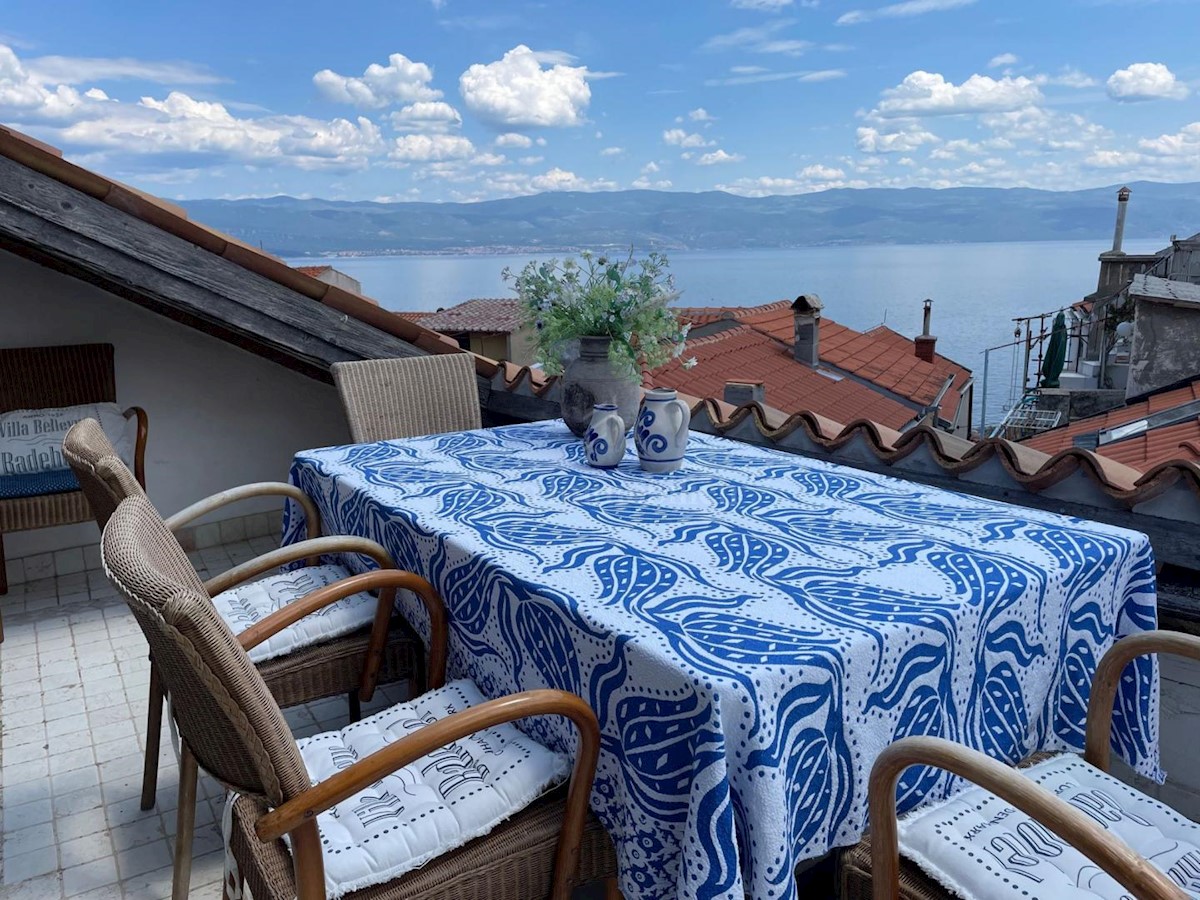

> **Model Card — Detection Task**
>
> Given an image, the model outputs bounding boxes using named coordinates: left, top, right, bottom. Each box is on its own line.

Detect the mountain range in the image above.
left=179, top=181, right=1200, bottom=256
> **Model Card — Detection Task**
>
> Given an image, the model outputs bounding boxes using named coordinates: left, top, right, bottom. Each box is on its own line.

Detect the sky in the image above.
left=1, top=0, right=1199, bottom=203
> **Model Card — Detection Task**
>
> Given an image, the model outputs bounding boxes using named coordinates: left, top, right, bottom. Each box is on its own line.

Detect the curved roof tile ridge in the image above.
left=688, top=399, right=1200, bottom=514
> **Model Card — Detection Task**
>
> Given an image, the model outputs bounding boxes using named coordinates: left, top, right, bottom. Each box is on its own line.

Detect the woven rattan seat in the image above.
left=331, top=355, right=482, bottom=443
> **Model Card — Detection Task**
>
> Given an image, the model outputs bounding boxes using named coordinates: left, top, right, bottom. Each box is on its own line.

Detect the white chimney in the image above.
left=1112, top=186, right=1131, bottom=254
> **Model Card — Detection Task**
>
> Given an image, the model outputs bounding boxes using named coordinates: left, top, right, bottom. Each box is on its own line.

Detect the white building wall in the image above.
left=1, top=248, right=352, bottom=566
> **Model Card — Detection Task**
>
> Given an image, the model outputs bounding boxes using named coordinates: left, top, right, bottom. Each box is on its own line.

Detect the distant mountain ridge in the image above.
left=179, top=181, right=1200, bottom=256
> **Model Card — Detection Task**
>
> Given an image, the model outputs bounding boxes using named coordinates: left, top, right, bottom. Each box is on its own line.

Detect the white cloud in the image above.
left=799, top=164, right=845, bottom=179
left=1037, top=67, right=1097, bottom=88
left=702, top=20, right=811, bottom=54
left=518, top=154, right=544, bottom=165
left=730, top=0, right=794, bottom=8
left=25, top=55, right=224, bottom=86
left=689, top=107, right=716, bottom=122
left=494, top=131, right=533, bottom=148
left=838, top=0, right=975, bottom=25
left=641, top=161, right=661, bottom=174
left=697, top=148, right=744, bottom=165
left=1106, top=62, right=1188, bottom=102
left=389, top=100, right=462, bottom=131
left=873, top=71, right=1042, bottom=117
left=459, top=45, right=591, bottom=127
left=706, top=68, right=845, bottom=86
left=980, top=107, right=1109, bottom=151
left=716, top=172, right=868, bottom=196
left=59, top=91, right=384, bottom=169
left=1084, top=149, right=1144, bottom=168
left=389, top=133, right=475, bottom=162
left=600, top=146, right=624, bottom=156
left=730, top=65, right=769, bottom=74
left=632, top=176, right=673, bottom=189
left=897, top=156, right=916, bottom=166
left=313, top=53, right=441, bottom=108
left=663, top=128, right=714, bottom=148
left=856, top=123, right=939, bottom=152
left=1139, top=121, right=1200, bottom=157
left=483, top=167, right=617, bottom=197
left=988, top=53, right=1019, bottom=69
left=471, top=151, right=507, bottom=166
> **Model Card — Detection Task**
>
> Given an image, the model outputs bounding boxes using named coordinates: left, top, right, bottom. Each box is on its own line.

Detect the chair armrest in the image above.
left=202, top=536, right=394, bottom=597
left=256, top=690, right=599, bottom=899
left=121, top=406, right=148, bottom=488
left=237, top=569, right=448, bottom=700
left=1085, top=630, right=1200, bottom=772
left=869, top=735, right=1187, bottom=900
left=164, top=482, right=321, bottom=544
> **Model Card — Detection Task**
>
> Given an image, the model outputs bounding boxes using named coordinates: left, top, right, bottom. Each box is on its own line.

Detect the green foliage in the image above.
left=503, top=250, right=694, bottom=379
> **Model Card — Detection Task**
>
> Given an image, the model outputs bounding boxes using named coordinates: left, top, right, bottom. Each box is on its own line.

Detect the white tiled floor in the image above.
left=0, top=538, right=410, bottom=899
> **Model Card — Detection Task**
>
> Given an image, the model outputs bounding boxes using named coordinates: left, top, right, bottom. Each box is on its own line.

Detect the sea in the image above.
left=286, top=239, right=1162, bottom=431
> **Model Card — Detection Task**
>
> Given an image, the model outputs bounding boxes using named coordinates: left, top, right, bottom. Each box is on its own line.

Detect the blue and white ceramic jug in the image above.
left=583, top=404, right=627, bottom=469
left=635, top=388, right=690, bottom=473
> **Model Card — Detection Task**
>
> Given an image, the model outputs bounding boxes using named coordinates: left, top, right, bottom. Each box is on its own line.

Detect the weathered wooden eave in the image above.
left=0, top=154, right=423, bottom=379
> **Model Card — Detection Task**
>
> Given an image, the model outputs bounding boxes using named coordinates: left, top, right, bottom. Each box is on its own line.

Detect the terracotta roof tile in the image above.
left=1024, top=380, right=1200, bottom=471
left=292, top=265, right=332, bottom=278
left=648, top=326, right=918, bottom=431
left=418, top=298, right=523, bottom=334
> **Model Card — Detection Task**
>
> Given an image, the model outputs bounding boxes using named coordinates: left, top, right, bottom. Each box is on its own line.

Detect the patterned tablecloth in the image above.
left=285, top=421, right=1161, bottom=900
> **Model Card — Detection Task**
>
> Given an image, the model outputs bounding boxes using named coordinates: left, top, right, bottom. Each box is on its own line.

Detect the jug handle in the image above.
left=667, top=398, right=691, bottom=444
left=601, top=412, right=625, bottom=444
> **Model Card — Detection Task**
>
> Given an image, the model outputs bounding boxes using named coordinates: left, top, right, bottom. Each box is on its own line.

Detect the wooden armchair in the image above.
left=331, top=354, right=482, bottom=443
left=102, top=495, right=617, bottom=900
left=0, top=343, right=147, bottom=611
left=845, top=631, right=1200, bottom=900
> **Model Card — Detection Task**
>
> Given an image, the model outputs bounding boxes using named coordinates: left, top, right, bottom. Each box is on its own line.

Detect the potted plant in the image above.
left=504, top=250, right=695, bottom=436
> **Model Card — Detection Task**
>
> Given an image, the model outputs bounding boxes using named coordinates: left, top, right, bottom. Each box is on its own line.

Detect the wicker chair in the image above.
left=101, top=494, right=618, bottom=900
left=0, top=343, right=147, bottom=619
left=331, top=355, right=482, bottom=443
left=62, top=419, right=429, bottom=826
left=843, top=631, right=1200, bottom=900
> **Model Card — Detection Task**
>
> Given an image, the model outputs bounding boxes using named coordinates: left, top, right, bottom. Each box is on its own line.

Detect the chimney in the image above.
left=914, top=298, right=937, bottom=363
left=792, top=294, right=823, bottom=366
left=724, top=381, right=765, bottom=408
left=1112, top=186, right=1131, bottom=254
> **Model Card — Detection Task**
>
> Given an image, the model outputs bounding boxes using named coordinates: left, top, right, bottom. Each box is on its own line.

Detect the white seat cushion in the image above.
left=898, top=754, right=1200, bottom=898
left=212, top=564, right=376, bottom=664
left=294, top=679, right=570, bottom=899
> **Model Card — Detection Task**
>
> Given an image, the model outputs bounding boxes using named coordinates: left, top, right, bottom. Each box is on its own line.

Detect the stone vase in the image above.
left=560, top=336, right=641, bottom=437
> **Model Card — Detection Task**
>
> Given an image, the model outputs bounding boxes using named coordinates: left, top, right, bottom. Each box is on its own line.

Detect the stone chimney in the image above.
left=792, top=294, right=823, bottom=366
left=724, top=381, right=765, bottom=407
left=1112, top=186, right=1131, bottom=254
left=914, top=298, right=937, bottom=363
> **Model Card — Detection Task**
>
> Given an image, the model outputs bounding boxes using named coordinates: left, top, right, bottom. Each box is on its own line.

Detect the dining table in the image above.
left=284, top=419, right=1161, bottom=900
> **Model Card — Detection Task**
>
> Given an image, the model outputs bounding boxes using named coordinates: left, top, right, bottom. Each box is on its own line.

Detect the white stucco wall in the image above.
left=1, top=248, right=352, bottom=560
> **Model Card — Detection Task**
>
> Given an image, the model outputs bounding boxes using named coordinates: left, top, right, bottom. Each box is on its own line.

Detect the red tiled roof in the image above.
left=418, top=299, right=523, bottom=334
left=292, top=265, right=332, bottom=278
left=678, top=302, right=972, bottom=423
left=1023, top=380, right=1200, bottom=471
left=648, top=326, right=919, bottom=431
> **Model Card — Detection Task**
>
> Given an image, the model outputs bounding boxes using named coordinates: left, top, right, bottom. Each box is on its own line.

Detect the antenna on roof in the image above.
left=882, top=308, right=887, bottom=325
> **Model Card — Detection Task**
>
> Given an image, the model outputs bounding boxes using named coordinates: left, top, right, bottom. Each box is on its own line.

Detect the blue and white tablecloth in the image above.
left=285, top=421, right=1160, bottom=900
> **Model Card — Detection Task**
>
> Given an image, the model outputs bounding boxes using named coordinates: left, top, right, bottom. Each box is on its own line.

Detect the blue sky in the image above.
left=1, top=0, right=1198, bottom=202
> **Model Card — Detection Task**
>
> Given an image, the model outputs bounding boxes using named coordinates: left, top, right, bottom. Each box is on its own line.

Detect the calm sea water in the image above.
left=288, top=239, right=1161, bottom=430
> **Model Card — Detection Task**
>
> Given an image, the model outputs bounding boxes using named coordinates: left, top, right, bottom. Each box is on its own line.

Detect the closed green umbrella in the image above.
left=1040, top=311, right=1068, bottom=389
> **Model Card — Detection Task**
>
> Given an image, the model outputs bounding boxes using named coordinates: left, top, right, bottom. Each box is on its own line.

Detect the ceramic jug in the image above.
left=635, top=388, right=690, bottom=473
left=583, top=404, right=627, bottom=469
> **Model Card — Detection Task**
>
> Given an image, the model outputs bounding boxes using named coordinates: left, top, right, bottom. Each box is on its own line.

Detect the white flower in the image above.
left=682, top=357, right=698, bottom=370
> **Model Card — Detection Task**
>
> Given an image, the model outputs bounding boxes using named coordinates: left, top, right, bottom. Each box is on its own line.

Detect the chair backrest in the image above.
left=332, top=354, right=482, bottom=443
left=102, top=495, right=310, bottom=805
left=63, top=418, right=145, bottom=529
left=0, top=343, right=116, bottom=413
